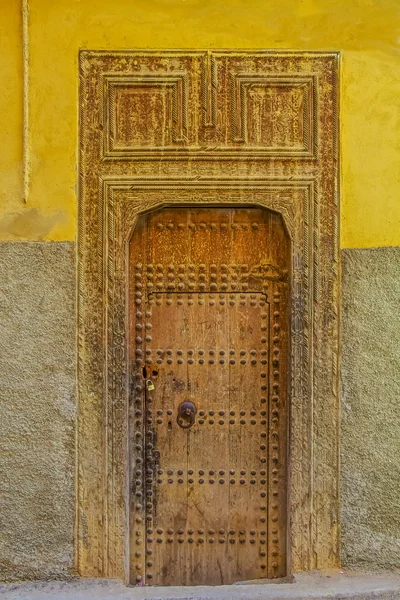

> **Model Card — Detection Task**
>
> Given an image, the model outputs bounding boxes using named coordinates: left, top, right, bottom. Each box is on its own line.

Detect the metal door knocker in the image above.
left=177, top=401, right=197, bottom=429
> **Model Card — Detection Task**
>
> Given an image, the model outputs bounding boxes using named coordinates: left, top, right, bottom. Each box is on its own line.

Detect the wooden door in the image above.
left=129, top=207, right=290, bottom=585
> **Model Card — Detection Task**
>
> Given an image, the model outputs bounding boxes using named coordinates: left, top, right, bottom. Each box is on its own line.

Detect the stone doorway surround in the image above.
left=77, top=50, right=340, bottom=581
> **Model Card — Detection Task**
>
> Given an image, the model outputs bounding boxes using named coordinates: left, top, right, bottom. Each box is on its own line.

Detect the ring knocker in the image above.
left=177, top=401, right=197, bottom=429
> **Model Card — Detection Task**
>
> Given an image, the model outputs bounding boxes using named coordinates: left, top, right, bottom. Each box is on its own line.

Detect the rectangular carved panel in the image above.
left=232, top=75, right=316, bottom=156
left=78, top=50, right=339, bottom=583
left=104, top=75, right=188, bottom=155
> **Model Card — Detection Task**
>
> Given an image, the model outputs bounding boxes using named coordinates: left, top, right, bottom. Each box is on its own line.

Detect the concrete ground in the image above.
left=1, top=571, right=400, bottom=600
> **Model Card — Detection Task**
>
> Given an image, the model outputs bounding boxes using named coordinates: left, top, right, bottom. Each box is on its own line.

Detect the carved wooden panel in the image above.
left=231, top=75, right=316, bottom=155
left=104, top=74, right=189, bottom=156
left=78, top=50, right=339, bottom=582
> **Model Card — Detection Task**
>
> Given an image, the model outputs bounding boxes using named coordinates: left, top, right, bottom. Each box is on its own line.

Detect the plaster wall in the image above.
left=1, top=0, right=400, bottom=246
left=0, top=243, right=76, bottom=581
left=341, top=248, right=400, bottom=570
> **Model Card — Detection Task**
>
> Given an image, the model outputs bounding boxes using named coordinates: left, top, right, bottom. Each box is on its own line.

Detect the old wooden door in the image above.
left=129, top=207, right=290, bottom=585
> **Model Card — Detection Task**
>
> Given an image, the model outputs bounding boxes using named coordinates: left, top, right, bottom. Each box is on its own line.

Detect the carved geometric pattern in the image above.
left=78, top=50, right=338, bottom=160
left=202, top=51, right=217, bottom=128
left=78, top=50, right=340, bottom=582
left=231, top=74, right=317, bottom=157
left=103, top=74, right=188, bottom=156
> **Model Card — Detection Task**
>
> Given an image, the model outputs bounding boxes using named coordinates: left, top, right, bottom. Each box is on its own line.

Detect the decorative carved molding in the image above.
left=78, top=50, right=340, bottom=581
left=201, top=51, right=217, bottom=128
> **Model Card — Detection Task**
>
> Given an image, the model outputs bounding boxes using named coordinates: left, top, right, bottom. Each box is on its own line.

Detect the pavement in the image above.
left=1, top=571, right=400, bottom=600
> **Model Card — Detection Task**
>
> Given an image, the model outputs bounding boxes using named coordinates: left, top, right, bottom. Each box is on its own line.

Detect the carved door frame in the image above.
left=77, top=50, right=340, bottom=581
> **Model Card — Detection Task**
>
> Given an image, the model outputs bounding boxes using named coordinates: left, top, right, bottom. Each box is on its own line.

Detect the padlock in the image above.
left=146, top=379, right=155, bottom=391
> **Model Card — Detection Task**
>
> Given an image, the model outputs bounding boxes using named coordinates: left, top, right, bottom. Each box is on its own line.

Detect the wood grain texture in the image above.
left=77, top=50, right=339, bottom=582
left=128, top=208, right=289, bottom=584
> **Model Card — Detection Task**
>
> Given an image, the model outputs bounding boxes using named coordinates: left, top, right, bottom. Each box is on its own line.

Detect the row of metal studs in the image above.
left=154, top=222, right=261, bottom=231
left=268, top=290, right=282, bottom=572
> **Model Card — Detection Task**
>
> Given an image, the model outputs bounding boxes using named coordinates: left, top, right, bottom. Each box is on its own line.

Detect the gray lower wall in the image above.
left=0, top=242, right=76, bottom=582
left=341, top=248, right=400, bottom=569
left=0, top=242, right=399, bottom=581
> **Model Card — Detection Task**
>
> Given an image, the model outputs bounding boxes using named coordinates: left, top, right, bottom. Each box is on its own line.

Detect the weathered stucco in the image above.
left=341, top=248, right=400, bottom=570
left=1, top=244, right=400, bottom=581
left=0, top=242, right=76, bottom=582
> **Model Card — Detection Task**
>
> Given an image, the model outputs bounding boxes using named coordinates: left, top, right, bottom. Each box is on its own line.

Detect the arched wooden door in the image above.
left=129, top=206, right=290, bottom=585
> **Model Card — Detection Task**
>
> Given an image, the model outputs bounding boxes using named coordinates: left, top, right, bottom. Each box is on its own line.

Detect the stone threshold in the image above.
left=2, top=571, right=400, bottom=600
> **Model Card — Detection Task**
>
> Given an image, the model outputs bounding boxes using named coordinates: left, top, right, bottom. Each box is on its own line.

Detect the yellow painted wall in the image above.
left=1, top=0, right=400, bottom=247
